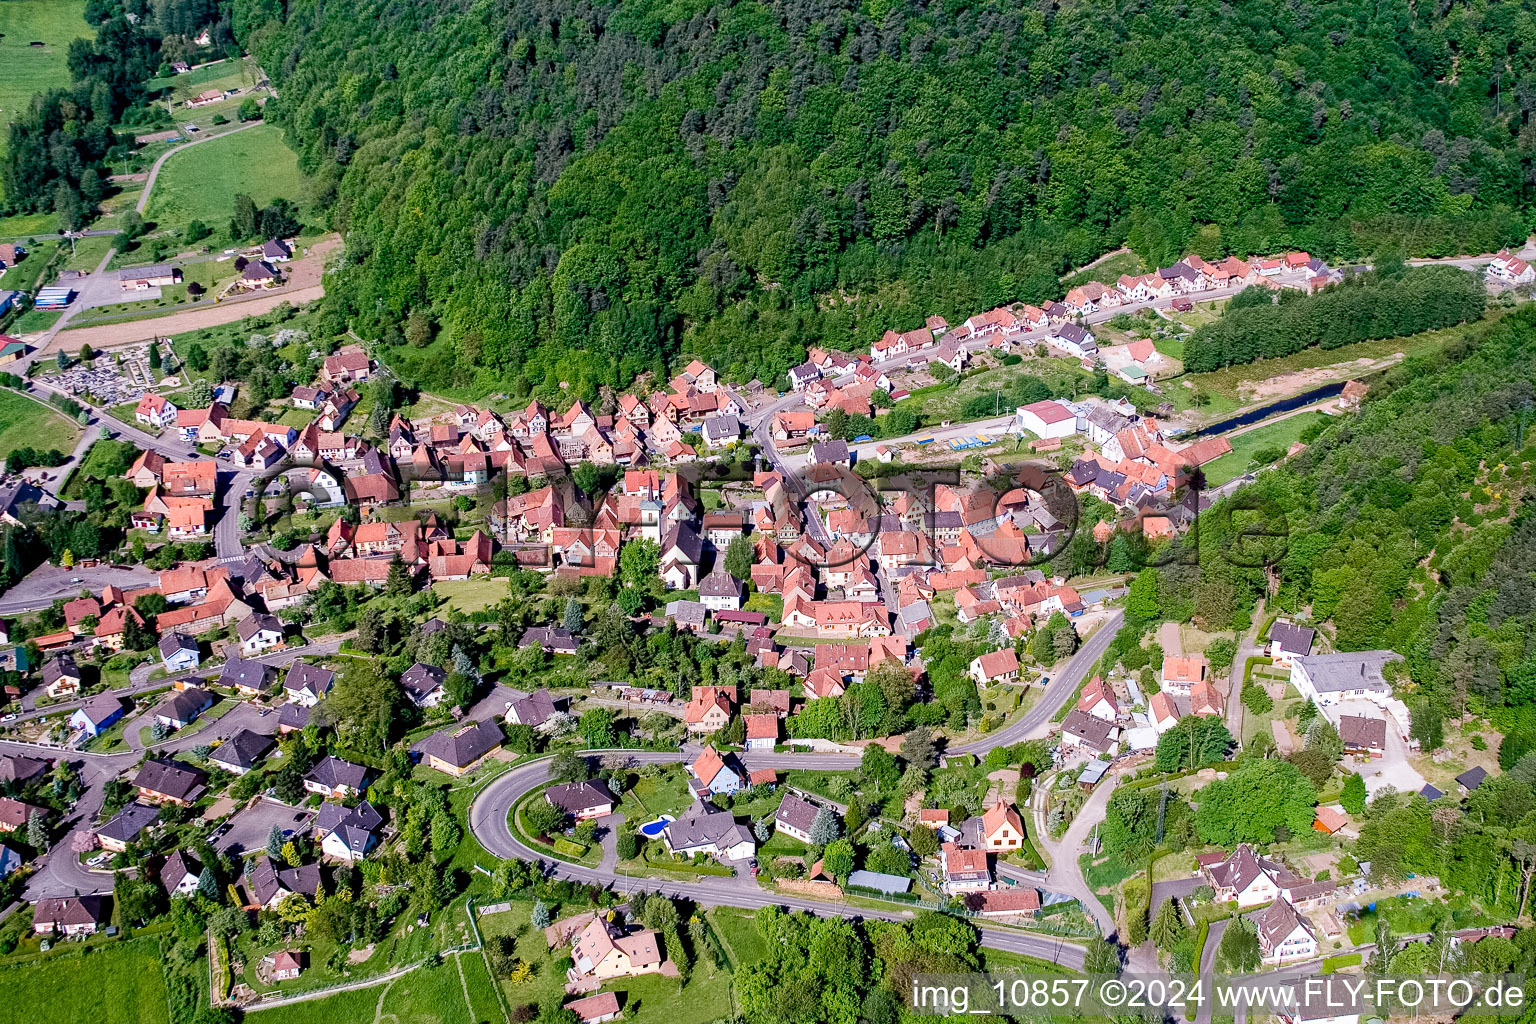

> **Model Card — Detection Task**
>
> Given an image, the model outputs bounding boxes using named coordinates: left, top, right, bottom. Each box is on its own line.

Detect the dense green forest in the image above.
left=1152, top=306, right=1536, bottom=762
left=228, top=0, right=1536, bottom=395
left=2, top=0, right=236, bottom=224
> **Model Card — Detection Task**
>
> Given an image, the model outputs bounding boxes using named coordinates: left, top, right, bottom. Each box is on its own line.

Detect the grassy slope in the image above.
left=144, top=123, right=309, bottom=233
left=0, top=388, right=81, bottom=458
left=0, top=0, right=93, bottom=174
left=0, top=939, right=171, bottom=1024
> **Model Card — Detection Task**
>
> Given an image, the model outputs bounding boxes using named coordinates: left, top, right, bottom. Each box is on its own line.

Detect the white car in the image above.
left=0, top=714, right=14, bottom=723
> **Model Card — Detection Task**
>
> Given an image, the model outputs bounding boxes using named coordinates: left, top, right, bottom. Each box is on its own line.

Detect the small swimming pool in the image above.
left=637, top=815, right=674, bottom=838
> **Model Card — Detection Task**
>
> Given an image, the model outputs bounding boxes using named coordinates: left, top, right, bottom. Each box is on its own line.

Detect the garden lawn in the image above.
left=144, top=124, right=309, bottom=235
left=7, top=308, right=62, bottom=334
left=0, top=0, right=92, bottom=172
left=708, top=906, right=768, bottom=968
left=0, top=938, right=170, bottom=1024
left=621, top=767, right=694, bottom=819
left=1200, top=411, right=1332, bottom=486
left=0, top=388, right=80, bottom=460
left=432, top=576, right=511, bottom=614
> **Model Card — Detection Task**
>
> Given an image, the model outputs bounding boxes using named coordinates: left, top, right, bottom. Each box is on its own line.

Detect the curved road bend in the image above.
left=470, top=750, right=1087, bottom=968
left=953, top=607, right=1123, bottom=754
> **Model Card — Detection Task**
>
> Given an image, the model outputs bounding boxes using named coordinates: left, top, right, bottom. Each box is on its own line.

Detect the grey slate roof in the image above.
left=545, top=779, right=616, bottom=815
left=209, top=728, right=274, bottom=772
left=133, top=758, right=207, bottom=802
left=400, top=663, right=445, bottom=703
left=1268, top=622, right=1316, bottom=656
left=97, top=801, right=160, bottom=845
left=219, top=656, right=273, bottom=692
left=304, top=755, right=368, bottom=792
left=505, top=688, right=558, bottom=728
left=418, top=720, right=502, bottom=769
left=1293, top=651, right=1396, bottom=693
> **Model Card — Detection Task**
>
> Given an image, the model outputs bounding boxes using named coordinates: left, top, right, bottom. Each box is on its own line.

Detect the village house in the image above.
left=980, top=801, right=1025, bottom=851
left=32, top=895, right=108, bottom=937
left=683, top=685, right=734, bottom=734
left=315, top=800, right=384, bottom=861
left=1059, top=709, right=1118, bottom=757
left=688, top=745, right=743, bottom=795
left=283, top=662, right=335, bottom=705
left=133, top=758, right=207, bottom=806
left=969, top=648, right=1020, bottom=686
left=570, top=916, right=665, bottom=981
left=744, top=713, right=778, bottom=751
left=418, top=720, right=503, bottom=776
left=545, top=779, right=617, bottom=820
left=135, top=393, right=179, bottom=428
left=154, top=686, right=214, bottom=731
left=939, top=843, right=991, bottom=895
left=1487, top=250, right=1535, bottom=287
left=774, top=793, right=821, bottom=843
left=303, top=755, right=369, bottom=798
left=1289, top=651, right=1396, bottom=707
left=1077, top=676, right=1118, bottom=722
left=1258, top=898, right=1319, bottom=964
left=209, top=729, right=275, bottom=775
left=246, top=859, right=323, bottom=910
left=1268, top=622, right=1316, bottom=666
left=1159, top=654, right=1207, bottom=696
left=661, top=803, right=756, bottom=860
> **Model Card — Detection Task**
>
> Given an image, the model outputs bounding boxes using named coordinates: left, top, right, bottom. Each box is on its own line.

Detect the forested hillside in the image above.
left=232, top=0, right=1536, bottom=394
left=1163, top=306, right=1536, bottom=763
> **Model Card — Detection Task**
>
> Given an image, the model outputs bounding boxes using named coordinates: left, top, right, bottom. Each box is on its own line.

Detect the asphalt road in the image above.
left=953, top=607, right=1123, bottom=753
left=469, top=749, right=1087, bottom=967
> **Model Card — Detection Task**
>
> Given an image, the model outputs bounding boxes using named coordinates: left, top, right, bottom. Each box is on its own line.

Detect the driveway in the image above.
left=216, top=798, right=312, bottom=857
left=155, top=701, right=277, bottom=755
left=1150, top=874, right=1203, bottom=913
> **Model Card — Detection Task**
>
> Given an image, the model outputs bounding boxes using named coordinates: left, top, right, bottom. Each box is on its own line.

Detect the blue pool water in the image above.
left=638, top=815, right=674, bottom=838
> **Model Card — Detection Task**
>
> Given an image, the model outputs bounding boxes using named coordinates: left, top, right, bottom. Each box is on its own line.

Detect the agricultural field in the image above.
left=144, top=124, right=310, bottom=237
left=0, top=938, right=171, bottom=1024
left=0, top=0, right=93, bottom=171
left=0, top=387, right=81, bottom=459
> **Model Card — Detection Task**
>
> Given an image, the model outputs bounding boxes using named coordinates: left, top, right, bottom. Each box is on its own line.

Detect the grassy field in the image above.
left=708, top=907, right=768, bottom=968
left=0, top=938, right=171, bottom=1024
left=144, top=124, right=309, bottom=234
left=0, top=212, right=59, bottom=240
left=1176, top=313, right=1492, bottom=417
left=431, top=577, right=511, bottom=614
left=0, top=0, right=92, bottom=172
left=1062, top=251, right=1143, bottom=290
left=0, top=388, right=81, bottom=459
left=145, top=56, right=258, bottom=92
left=1200, top=410, right=1332, bottom=486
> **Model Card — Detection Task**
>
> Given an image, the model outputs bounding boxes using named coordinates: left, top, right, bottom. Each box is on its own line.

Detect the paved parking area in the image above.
left=216, top=798, right=312, bottom=857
